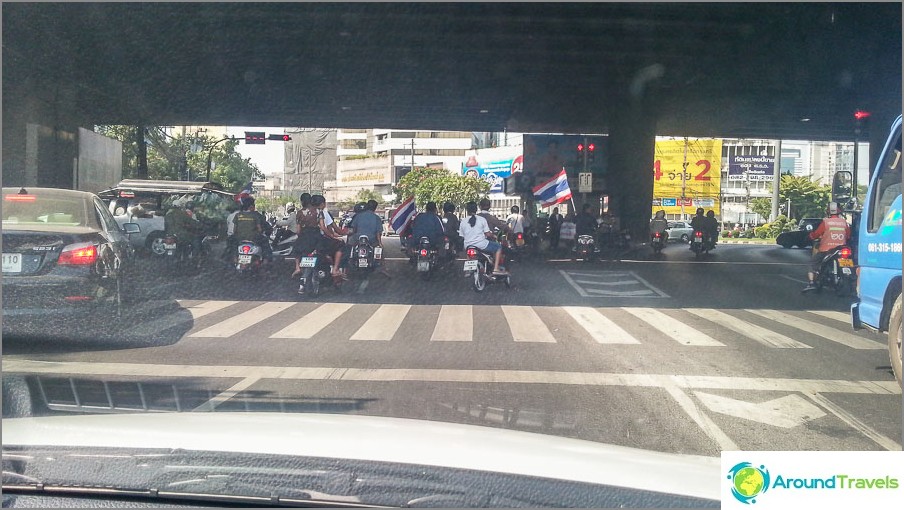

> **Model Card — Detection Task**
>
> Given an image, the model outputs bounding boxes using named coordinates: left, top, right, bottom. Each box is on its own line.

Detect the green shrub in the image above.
left=721, top=230, right=730, bottom=238
left=755, top=226, right=769, bottom=239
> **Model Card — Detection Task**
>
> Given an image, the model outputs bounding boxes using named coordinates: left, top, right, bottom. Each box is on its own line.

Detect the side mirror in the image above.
left=122, top=222, right=141, bottom=234
left=832, top=171, right=853, bottom=204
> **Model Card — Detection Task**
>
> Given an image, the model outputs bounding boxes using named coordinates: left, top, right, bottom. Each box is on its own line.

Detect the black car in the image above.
left=776, top=218, right=822, bottom=248
left=2, top=187, right=140, bottom=320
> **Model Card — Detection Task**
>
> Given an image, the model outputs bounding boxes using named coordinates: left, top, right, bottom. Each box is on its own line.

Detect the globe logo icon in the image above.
left=727, top=462, right=770, bottom=504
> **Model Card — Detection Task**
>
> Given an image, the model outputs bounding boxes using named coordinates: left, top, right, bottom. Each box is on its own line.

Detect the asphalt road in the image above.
left=4, top=237, right=901, bottom=456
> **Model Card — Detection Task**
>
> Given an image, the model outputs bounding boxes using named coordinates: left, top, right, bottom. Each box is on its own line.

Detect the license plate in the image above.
left=463, top=260, right=478, bottom=271
left=2, top=253, right=22, bottom=273
left=164, top=243, right=177, bottom=250
left=238, top=254, right=252, bottom=264
left=358, top=259, right=369, bottom=268
left=300, top=257, right=317, bottom=268
left=693, top=238, right=702, bottom=244
left=374, top=247, right=382, bottom=259
left=417, top=261, right=430, bottom=272
left=515, top=239, right=524, bottom=246
left=838, top=258, right=854, bottom=267
left=842, top=267, right=852, bottom=275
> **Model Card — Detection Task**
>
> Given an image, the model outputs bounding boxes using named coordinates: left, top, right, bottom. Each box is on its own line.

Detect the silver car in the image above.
left=665, top=221, right=695, bottom=242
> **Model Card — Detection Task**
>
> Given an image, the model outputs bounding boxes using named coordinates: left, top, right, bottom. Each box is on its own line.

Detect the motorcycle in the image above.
left=690, top=230, right=714, bottom=259
left=415, top=236, right=441, bottom=280
left=463, top=246, right=511, bottom=293
left=297, top=248, right=344, bottom=298
left=234, top=239, right=265, bottom=276
left=346, top=234, right=380, bottom=280
left=572, top=234, right=599, bottom=262
left=163, top=233, right=209, bottom=273
left=814, top=244, right=856, bottom=296
left=651, top=231, right=665, bottom=255
left=269, top=224, right=297, bottom=260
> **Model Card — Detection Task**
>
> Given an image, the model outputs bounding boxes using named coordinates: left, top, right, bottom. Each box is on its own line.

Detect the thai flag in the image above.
left=234, top=181, right=254, bottom=202
left=390, top=197, right=417, bottom=233
left=532, top=169, right=572, bottom=208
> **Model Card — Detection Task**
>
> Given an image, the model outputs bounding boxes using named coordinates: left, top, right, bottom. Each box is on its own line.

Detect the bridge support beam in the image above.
left=605, top=99, right=657, bottom=242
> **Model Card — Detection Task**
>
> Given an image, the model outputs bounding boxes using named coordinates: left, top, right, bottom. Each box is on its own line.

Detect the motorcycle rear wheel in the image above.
left=472, top=268, right=486, bottom=292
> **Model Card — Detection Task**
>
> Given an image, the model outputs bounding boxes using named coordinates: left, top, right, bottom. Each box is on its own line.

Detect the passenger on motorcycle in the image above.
left=460, top=201, right=508, bottom=276
left=506, top=205, right=526, bottom=235
left=275, top=202, right=297, bottom=229
left=650, top=210, right=669, bottom=242
left=232, top=196, right=274, bottom=264
left=312, top=194, right=347, bottom=277
left=689, top=208, right=707, bottom=249
left=442, top=202, right=462, bottom=251
left=164, top=198, right=204, bottom=257
left=291, top=193, right=319, bottom=277
left=703, top=210, right=719, bottom=248
left=344, top=200, right=385, bottom=271
left=802, top=201, right=851, bottom=293
left=411, top=201, right=447, bottom=258
left=575, top=203, right=597, bottom=237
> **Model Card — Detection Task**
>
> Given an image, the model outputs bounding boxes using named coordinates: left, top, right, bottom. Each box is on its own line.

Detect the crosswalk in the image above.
left=124, top=299, right=884, bottom=352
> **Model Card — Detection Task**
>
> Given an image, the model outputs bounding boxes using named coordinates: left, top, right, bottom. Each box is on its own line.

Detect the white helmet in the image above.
left=285, top=202, right=296, bottom=213
left=828, top=201, right=840, bottom=215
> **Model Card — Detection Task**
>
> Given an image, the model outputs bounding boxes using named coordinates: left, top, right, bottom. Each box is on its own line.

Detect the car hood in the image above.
left=3, top=412, right=720, bottom=500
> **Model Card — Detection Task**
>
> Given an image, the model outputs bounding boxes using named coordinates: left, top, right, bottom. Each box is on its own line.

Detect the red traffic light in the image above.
left=268, top=134, right=292, bottom=141
left=577, top=143, right=584, bottom=152
left=588, top=143, right=595, bottom=152
left=854, top=110, right=871, bottom=120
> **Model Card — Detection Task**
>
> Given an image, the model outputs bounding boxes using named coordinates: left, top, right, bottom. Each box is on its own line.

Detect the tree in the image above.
left=393, top=166, right=490, bottom=209
left=750, top=197, right=772, bottom=220
left=779, top=174, right=831, bottom=220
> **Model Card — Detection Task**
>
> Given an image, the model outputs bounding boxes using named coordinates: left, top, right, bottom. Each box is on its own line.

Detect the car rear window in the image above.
left=2, top=193, right=96, bottom=228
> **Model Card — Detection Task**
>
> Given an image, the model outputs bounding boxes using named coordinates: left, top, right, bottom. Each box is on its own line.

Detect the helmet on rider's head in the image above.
left=696, top=208, right=705, bottom=216
left=285, top=202, right=296, bottom=213
left=353, top=202, right=366, bottom=214
left=827, top=201, right=840, bottom=215
left=654, top=210, right=666, bottom=219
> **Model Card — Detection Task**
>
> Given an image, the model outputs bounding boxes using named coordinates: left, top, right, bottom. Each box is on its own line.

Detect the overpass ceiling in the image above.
left=3, top=2, right=901, bottom=140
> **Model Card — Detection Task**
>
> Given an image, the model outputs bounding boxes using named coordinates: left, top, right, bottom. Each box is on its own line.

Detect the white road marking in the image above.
left=659, top=378, right=739, bottom=451
left=565, top=271, right=632, bottom=277
left=562, top=307, right=640, bottom=344
left=559, top=270, right=591, bottom=297
left=694, top=392, right=826, bottom=428
left=684, top=308, right=811, bottom=349
left=501, top=306, right=556, bottom=343
left=629, top=272, right=671, bottom=298
left=807, top=310, right=852, bottom=324
left=189, top=302, right=295, bottom=338
left=586, top=288, right=656, bottom=296
left=270, top=303, right=353, bottom=339
left=123, top=300, right=240, bottom=337
left=193, top=376, right=260, bottom=412
left=356, top=279, right=370, bottom=294
left=806, top=393, right=902, bottom=451
left=622, top=308, right=725, bottom=346
left=779, top=274, right=810, bottom=284
left=431, top=305, right=473, bottom=342
left=5, top=360, right=899, bottom=395
left=573, top=279, right=638, bottom=286
left=350, top=304, right=411, bottom=341
left=747, top=309, right=884, bottom=350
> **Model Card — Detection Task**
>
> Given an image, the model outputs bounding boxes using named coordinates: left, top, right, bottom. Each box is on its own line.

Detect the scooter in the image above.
left=269, top=225, right=297, bottom=259
left=297, top=248, right=345, bottom=298
left=573, top=234, right=599, bottom=262
left=814, top=244, right=856, bottom=296
left=234, top=239, right=265, bottom=276
left=347, top=234, right=380, bottom=280
left=651, top=231, right=665, bottom=255
left=690, top=231, right=714, bottom=259
left=463, top=246, right=511, bottom=292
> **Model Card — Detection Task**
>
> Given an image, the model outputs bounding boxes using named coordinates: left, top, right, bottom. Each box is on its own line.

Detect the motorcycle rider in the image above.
left=232, top=196, right=273, bottom=265
left=575, top=203, right=597, bottom=237
left=477, top=199, right=513, bottom=255
left=802, top=201, right=851, bottom=293
left=459, top=201, right=508, bottom=275
left=703, top=210, right=719, bottom=249
left=312, top=194, right=347, bottom=277
left=689, top=207, right=707, bottom=250
left=345, top=199, right=387, bottom=274
left=442, top=202, right=462, bottom=252
left=650, top=210, right=669, bottom=242
left=291, top=193, right=320, bottom=278
left=275, top=202, right=297, bottom=229
left=410, top=201, right=447, bottom=259
left=506, top=205, right=526, bottom=235
left=164, top=198, right=204, bottom=259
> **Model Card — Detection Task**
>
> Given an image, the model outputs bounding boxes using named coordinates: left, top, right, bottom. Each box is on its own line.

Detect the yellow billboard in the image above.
left=652, top=138, right=722, bottom=216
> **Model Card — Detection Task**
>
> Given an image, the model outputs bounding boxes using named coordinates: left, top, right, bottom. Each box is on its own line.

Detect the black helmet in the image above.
left=443, top=201, right=456, bottom=213
left=696, top=208, right=704, bottom=216
left=353, top=202, right=366, bottom=213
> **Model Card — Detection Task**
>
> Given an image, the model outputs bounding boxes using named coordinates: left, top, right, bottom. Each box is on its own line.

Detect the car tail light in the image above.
left=420, top=249, right=428, bottom=256
left=4, top=194, right=36, bottom=202
left=58, top=243, right=97, bottom=265
left=839, top=247, right=852, bottom=259
left=467, top=248, right=477, bottom=258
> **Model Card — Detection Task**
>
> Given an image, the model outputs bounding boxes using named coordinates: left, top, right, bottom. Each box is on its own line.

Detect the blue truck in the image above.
left=838, top=115, right=902, bottom=388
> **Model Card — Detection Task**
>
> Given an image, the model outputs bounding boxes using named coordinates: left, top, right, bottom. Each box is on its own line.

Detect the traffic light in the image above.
left=244, top=131, right=266, bottom=144
left=587, top=142, right=596, bottom=163
left=854, top=110, right=871, bottom=121
left=268, top=134, right=292, bottom=141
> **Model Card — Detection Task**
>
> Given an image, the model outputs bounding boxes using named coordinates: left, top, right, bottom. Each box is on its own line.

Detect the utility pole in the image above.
left=681, top=137, right=688, bottom=219
left=136, top=125, right=148, bottom=179
left=771, top=139, right=782, bottom=221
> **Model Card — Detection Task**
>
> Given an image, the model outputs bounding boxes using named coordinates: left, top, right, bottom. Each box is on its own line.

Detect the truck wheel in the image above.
left=146, top=231, right=167, bottom=256
left=888, top=294, right=902, bottom=389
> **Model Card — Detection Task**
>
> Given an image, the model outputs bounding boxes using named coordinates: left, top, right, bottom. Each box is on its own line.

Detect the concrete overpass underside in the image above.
left=3, top=2, right=901, bottom=236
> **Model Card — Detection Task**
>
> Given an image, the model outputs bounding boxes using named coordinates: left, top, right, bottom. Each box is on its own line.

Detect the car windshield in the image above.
left=2, top=3, right=901, bottom=508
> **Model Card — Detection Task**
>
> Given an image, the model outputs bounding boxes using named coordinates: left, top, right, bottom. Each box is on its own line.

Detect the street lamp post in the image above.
left=206, top=136, right=236, bottom=182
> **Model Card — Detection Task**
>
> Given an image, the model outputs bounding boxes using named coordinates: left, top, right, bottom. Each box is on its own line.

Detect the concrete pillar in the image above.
left=605, top=100, right=658, bottom=241
left=866, top=107, right=900, bottom=183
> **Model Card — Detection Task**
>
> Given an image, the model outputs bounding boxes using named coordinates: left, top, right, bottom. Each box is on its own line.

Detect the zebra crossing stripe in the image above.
left=189, top=302, right=295, bottom=338
left=501, top=306, right=556, bottom=343
left=269, top=303, right=353, bottom=339
left=350, top=304, right=412, bottom=341
left=622, top=308, right=725, bottom=346
left=123, top=300, right=241, bottom=337
left=747, top=310, right=884, bottom=350
left=562, top=307, right=640, bottom=344
left=431, top=305, right=473, bottom=342
left=684, top=308, right=811, bottom=349
left=807, top=310, right=852, bottom=325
